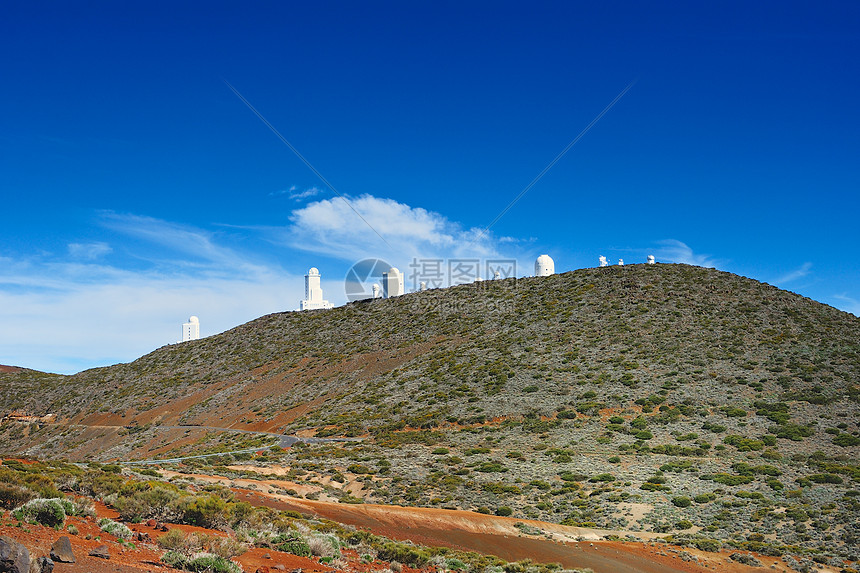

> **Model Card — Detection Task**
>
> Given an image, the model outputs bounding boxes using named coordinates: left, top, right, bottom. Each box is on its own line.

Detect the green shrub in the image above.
left=808, top=474, right=843, bottom=484
left=707, top=473, right=754, bottom=486
left=275, top=536, right=311, bottom=557
left=702, top=422, right=727, bottom=433
left=347, top=464, right=375, bottom=474
left=161, top=551, right=241, bottom=573
left=770, top=423, right=814, bottom=441
left=672, top=496, right=692, bottom=508
left=376, top=541, right=430, bottom=567
left=692, top=538, right=722, bottom=552
left=721, top=406, right=747, bottom=418
left=181, top=495, right=227, bottom=528
left=14, top=498, right=66, bottom=527
left=833, top=433, right=860, bottom=447
left=98, top=517, right=133, bottom=539
left=766, top=479, right=784, bottom=490
left=723, top=435, right=764, bottom=451
left=495, top=506, right=513, bottom=516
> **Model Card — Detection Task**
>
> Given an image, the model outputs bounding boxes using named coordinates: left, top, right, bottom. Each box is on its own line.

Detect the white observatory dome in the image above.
left=534, top=255, right=555, bottom=277
left=189, top=316, right=199, bottom=323
left=308, top=267, right=320, bottom=275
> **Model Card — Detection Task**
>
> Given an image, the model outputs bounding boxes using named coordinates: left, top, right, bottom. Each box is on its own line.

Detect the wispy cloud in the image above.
left=270, top=185, right=324, bottom=201
left=68, top=242, right=112, bottom=260
left=0, top=260, right=297, bottom=374
left=0, top=214, right=302, bottom=374
left=773, top=262, right=812, bottom=286
left=654, top=240, right=721, bottom=268
left=98, top=211, right=268, bottom=274
left=289, top=186, right=324, bottom=201
left=833, top=294, right=860, bottom=317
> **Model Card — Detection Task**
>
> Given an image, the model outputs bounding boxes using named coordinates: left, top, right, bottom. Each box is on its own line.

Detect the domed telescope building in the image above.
left=301, top=267, right=334, bottom=310
left=181, top=316, right=200, bottom=342
left=535, top=254, right=555, bottom=277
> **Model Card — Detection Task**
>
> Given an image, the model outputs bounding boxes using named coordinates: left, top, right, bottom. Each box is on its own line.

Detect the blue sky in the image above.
left=1, top=1, right=858, bottom=374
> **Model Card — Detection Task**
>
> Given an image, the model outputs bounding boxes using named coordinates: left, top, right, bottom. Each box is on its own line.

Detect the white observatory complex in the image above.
left=647, top=255, right=656, bottom=264
left=535, top=254, right=555, bottom=277
left=300, top=267, right=334, bottom=310
left=181, top=316, right=200, bottom=342
left=382, top=267, right=404, bottom=298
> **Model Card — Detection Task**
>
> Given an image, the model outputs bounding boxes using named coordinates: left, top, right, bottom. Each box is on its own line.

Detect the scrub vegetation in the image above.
left=1, top=264, right=858, bottom=567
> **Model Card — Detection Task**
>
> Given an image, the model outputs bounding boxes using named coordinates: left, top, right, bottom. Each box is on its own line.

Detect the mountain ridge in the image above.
left=1, top=264, right=859, bottom=559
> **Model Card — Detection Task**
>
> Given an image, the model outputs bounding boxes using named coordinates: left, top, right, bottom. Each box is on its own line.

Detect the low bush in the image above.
left=98, top=517, right=133, bottom=540
left=13, top=497, right=67, bottom=528
left=833, top=433, right=860, bottom=447
left=672, top=496, right=692, bottom=508
left=274, top=535, right=311, bottom=557
left=161, top=551, right=242, bottom=573
left=0, top=483, right=35, bottom=510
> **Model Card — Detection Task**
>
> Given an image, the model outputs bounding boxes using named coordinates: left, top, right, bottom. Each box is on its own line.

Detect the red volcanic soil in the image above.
left=0, top=501, right=428, bottom=573
left=0, top=486, right=827, bottom=573
left=240, top=493, right=799, bottom=573
left=0, top=503, right=332, bottom=573
left=0, top=365, right=22, bottom=373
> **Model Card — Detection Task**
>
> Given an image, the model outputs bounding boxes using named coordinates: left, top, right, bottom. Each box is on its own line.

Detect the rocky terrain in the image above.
left=1, top=263, right=858, bottom=569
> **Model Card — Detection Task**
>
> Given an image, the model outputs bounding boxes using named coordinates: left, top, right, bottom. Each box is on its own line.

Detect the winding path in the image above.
left=120, top=424, right=359, bottom=465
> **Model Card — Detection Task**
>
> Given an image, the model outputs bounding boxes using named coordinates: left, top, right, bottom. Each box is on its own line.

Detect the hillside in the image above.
left=1, top=263, right=859, bottom=562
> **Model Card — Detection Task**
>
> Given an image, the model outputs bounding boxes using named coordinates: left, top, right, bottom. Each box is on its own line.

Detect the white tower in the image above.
left=647, top=255, right=656, bottom=265
left=372, top=284, right=381, bottom=299
left=181, top=316, right=200, bottom=342
left=535, top=254, right=555, bottom=277
left=599, top=256, right=608, bottom=267
left=300, top=267, right=334, bottom=310
left=382, top=267, right=404, bottom=298
left=618, top=259, right=624, bottom=266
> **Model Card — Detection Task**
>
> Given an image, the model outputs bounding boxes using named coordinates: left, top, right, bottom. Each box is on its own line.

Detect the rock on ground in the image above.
left=88, top=545, right=110, bottom=560
left=48, top=537, right=75, bottom=564
left=0, top=536, right=30, bottom=573
left=29, top=557, right=53, bottom=573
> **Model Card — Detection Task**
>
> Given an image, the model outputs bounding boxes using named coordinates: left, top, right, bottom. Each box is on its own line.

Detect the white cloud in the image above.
left=0, top=202, right=529, bottom=374
left=287, top=194, right=504, bottom=265
left=68, top=242, right=112, bottom=260
left=773, top=262, right=812, bottom=286
left=0, top=214, right=302, bottom=374
left=0, top=257, right=299, bottom=375
left=654, top=239, right=721, bottom=267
